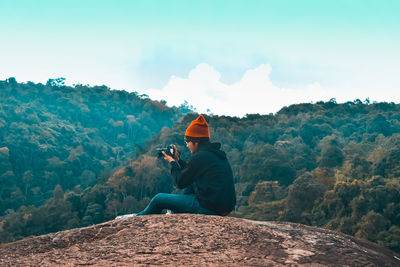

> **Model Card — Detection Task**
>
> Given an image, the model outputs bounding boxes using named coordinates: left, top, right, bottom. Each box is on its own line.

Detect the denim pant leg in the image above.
left=136, top=193, right=218, bottom=216
left=137, top=193, right=196, bottom=216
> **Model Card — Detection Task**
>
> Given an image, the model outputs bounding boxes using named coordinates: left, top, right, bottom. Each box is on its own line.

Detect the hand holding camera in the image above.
left=156, top=144, right=180, bottom=163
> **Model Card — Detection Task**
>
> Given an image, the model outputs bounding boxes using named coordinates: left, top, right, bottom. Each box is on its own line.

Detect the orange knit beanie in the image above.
left=185, top=115, right=210, bottom=140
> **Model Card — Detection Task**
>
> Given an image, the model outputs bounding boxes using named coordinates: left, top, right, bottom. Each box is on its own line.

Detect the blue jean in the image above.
left=136, top=193, right=217, bottom=216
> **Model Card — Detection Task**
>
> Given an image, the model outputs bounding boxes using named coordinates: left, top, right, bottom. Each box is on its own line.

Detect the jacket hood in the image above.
left=199, top=142, right=226, bottom=159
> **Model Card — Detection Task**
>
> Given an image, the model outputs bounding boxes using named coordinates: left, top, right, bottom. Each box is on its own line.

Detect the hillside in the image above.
left=0, top=77, right=185, bottom=242
left=0, top=77, right=183, bottom=211
left=1, top=82, right=400, bottom=254
left=0, top=214, right=399, bottom=266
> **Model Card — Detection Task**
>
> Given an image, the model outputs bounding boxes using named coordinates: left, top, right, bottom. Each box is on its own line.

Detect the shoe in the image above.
left=115, top=213, right=137, bottom=219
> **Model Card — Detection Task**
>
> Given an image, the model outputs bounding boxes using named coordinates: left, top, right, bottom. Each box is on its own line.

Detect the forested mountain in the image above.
left=0, top=78, right=183, bottom=221
left=1, top=82, right=399, bottom=253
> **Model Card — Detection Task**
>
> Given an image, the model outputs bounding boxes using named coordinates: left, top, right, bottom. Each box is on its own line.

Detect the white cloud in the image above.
left=143, top=63, right=338, bottom=117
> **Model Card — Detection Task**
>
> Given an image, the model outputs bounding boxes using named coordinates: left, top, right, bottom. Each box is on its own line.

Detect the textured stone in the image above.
left=0, top=214, right=399, bottom=266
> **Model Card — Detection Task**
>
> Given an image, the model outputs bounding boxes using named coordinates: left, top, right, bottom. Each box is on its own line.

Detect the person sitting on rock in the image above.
left=137, top=115, right=236, bottom=216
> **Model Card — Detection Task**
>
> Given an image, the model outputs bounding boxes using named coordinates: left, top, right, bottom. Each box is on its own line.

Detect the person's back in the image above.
left=173, top=141, right=236, bottom=215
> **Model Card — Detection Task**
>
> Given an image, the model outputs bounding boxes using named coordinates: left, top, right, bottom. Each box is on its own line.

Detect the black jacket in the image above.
left=170, top=142, right=236, bottom=215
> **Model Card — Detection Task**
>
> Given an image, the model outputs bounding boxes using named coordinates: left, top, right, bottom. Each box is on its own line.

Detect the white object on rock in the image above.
left=115, top=214, right=136, bottom=219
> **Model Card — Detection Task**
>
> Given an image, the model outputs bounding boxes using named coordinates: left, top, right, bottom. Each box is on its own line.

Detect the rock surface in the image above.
left=0, top=214, right=399, bottom=266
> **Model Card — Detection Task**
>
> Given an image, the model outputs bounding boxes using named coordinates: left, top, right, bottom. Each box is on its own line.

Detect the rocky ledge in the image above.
left=0, top=214, right=399, bottom=266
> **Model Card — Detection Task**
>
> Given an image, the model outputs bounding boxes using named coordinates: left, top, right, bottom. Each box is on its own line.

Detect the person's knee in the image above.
left=152, top=193, right=168, bottom=204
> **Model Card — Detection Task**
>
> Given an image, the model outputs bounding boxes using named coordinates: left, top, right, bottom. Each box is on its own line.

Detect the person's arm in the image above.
left=170, top=153, right=204, bottom=189
left=178, top=159, right=187, bottom=169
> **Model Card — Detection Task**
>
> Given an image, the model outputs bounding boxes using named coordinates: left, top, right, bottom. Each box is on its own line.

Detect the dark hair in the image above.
left=185, top=136, right=210, bottom=143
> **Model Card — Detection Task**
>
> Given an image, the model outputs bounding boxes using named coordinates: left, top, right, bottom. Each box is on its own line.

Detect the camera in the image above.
left=156, top=146, right=175, bottom=158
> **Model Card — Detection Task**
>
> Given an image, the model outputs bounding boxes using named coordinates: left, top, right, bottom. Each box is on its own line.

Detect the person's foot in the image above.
left=115, top=213, right=137, bottom=219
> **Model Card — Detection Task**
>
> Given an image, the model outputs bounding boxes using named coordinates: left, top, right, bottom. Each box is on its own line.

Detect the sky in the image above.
left=1, top=0, right=399, bottom=117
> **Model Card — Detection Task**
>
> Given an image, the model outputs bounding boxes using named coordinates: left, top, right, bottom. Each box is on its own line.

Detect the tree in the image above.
left=367, top=114, right=391, bottom=136
left=240, top=145, right=296, bottom=186
left=248, top=181, right=285, bottom=205
left=284, top=172, right=325, bottom=222
left=378, top=226, right=400, bottom=253
left=318, top=135, right=343, bottom=168
left=46, top=78, right=66, bottom=87
left=355, top=211, right=390, bottom=242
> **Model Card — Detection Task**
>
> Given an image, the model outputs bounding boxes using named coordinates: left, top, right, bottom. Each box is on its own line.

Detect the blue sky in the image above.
left=1, top=0, right=399, bottom=116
